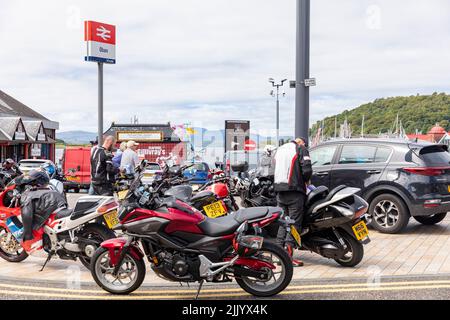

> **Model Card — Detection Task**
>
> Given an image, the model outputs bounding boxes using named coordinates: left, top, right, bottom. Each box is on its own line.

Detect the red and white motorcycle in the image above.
left=0, top=182, right=119, bottom=269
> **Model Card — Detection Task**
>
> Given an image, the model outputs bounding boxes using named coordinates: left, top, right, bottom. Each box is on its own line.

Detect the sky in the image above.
left=0, top=0, right=450, bottom=136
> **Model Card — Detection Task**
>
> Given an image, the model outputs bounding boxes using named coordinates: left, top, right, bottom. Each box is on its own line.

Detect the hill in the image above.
left=311, top=93, right=450, bottom=137
left=57, top=130, right=97, bottom=145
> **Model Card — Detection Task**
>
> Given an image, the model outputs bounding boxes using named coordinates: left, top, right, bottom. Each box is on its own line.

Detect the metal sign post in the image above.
left=295, top=0, right=311, bottom=140
left=98, top=62, right=104, bottom=145
left=84, top=21, right=116, bottom=146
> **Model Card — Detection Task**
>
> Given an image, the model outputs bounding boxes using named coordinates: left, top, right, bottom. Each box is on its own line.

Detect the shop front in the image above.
left=104, top=123, right=187, bottom=165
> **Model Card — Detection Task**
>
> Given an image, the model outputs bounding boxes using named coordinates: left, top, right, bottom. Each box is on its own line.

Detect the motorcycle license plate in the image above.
left=352, top=221, right=369, bottom=241
left=117, top=190, right=128, bottom=200
left=203, top=201, right=227, bottom=218
left=104, top=210, right=120, bottom=229
left=448, top=185, right=450, bottom=193
left=290, top=225, right=301, bottom=247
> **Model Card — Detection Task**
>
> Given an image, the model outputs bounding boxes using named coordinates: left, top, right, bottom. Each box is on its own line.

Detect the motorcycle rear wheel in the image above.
left=234, top=240, right=293, bottom=297
left=334, top=231, right=364, bottom=267
left=91, top=247, right=146, bottom=295
left=77, top=224, right=116, bottom=269
left=0, top=227, right=28, bottom=262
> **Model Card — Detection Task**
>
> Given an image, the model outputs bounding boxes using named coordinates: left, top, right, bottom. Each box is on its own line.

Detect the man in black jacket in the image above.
left=273, top=137, right=312, bottom=266
left=90, top=136, right=118, bottom=196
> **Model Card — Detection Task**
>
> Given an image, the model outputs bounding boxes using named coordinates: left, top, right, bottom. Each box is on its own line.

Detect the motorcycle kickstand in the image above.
left=40, top=252, right=54, bottom=272
left=195, top=280, right=204, bottom=300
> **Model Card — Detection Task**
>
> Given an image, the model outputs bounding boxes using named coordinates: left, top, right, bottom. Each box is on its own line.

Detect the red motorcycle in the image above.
left=90, top=161, right=293, bottom=297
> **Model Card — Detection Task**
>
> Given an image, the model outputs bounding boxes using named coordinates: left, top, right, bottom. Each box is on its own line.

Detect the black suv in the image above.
left=310, top=139, right=450, bottom=234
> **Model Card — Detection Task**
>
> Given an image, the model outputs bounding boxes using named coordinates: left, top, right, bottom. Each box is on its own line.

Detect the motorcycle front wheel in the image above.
left=0, top=227, right=28, bottom=262
left=91, top=247, right=146, bottom=295
left=234, top=240, right=293, bottom=297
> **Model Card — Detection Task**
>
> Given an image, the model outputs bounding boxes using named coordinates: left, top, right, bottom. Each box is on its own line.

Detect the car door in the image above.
left=310, top=144, right=339, bottom=188
left=329, top=144, right=392, bottom=191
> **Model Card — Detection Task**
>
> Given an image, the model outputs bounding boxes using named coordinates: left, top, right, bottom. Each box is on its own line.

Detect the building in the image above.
left=0, top=90, right=59, bottom=162
left=104, top=123, right=187, bottom=164
left=407, top=124, right=450, bottom=143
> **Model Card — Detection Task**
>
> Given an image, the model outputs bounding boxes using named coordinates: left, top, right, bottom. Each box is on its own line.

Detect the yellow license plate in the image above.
left=117, top=190, right=128, bottom=200
left=448, top=185, right=450, bottom=193
left=203, top=201, right=227, bottom=218
left=104, top=210, right=120, bottom=229
left=67, top=176, right=80, bottom=181
left=290, top=225, right=301, bottom=247
left=352, top=220, right=369, bottom=241
left=144, top=173, right=155, bottom=177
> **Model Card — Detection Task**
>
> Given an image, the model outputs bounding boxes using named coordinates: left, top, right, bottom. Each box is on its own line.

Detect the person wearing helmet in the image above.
left=273, top=137, right=312, bottom=267
left=2, top=158, right=22, bottom=178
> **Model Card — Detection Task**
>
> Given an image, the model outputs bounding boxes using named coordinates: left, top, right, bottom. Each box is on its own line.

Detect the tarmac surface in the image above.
left=0, top=191, right=448, bottom=300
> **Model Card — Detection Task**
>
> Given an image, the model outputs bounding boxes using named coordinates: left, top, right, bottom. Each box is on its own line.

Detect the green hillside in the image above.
left=311, top=93, right=450, bottom=137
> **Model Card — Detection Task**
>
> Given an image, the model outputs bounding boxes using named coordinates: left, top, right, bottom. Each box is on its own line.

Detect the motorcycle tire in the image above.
left=334, top=231, right=364, bottom=267
left=91, top=247, right=146, bottom=295
left=235, top=240, right=293, bottom=297
left=0, top=227, right=28, bottom=262
left=77, top=224, right=116, bottom=269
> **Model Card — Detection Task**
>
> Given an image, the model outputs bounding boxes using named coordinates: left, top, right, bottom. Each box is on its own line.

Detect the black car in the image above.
left=310, top=139, right=450, bottom=234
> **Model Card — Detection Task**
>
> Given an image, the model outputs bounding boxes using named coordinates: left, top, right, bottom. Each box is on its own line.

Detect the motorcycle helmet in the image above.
left=20, top=169, right=50, bottom=187
left=263, top=145, right=276, bottom=156
left=41, top=162, right=56, bottom=178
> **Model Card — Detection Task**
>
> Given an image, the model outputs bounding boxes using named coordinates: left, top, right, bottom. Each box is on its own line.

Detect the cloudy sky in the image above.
left=0, top=0, right=449, bottom=136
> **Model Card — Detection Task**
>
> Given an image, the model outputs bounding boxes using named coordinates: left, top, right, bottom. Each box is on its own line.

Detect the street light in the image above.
left=269, top=78, right=287, bottom=147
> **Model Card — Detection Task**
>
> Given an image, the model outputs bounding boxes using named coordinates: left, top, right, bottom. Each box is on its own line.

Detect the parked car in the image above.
left=18, top=159, right=55, bottom=175
left=310, top=139, right=450, bottom=234
left=62, top=147, right=91, bottom=192
left=141, top=162, right=163, bottom=185
left=183, top=162, right=211, bottom=186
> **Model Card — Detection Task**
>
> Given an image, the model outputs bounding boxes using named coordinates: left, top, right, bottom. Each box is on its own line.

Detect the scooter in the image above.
left=280, top=185, right=371, bottom=267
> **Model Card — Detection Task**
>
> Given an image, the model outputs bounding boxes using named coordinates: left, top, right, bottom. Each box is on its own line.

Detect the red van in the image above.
left=62, top=147, right=91, bottom=192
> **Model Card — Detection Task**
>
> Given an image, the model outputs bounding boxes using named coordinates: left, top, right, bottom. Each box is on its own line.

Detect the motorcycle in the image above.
left=90, top=160, right=294, bottom=297
left=0, top=178, right=118, bottom=269
left=275, top=185, right=371, bottom=267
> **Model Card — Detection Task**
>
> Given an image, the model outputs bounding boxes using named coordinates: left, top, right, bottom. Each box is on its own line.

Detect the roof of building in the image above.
left=428, top=124, right=447, bottom=135
left=0, top=90, right=59, bottom=130
left=23, top=120, right=45, bottom=142
left=104, top=122, right=181, bottom=142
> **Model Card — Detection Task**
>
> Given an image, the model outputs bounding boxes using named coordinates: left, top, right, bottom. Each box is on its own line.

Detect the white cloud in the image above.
left=0, top=0, right=448, bottom=136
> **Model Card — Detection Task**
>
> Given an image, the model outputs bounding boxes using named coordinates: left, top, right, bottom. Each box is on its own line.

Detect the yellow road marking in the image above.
left=0, top=281, right=449, bottom=299
left=0, top=279, right=450, bottom=295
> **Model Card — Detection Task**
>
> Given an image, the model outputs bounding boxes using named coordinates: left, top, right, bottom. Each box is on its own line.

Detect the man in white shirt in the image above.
left=120, top=141, right=140, bottom=174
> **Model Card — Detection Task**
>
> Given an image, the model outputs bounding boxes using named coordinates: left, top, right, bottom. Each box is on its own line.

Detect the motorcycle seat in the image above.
left=306, top=185, right=348, bottom=216
left=191, top=190, right=215, bottom=202
left=233, top=207, right=276, bottom=223
left=306, top=186, right=329, bottom=207
left=55, top=208, right=73, bottom=219
left=197, top=215, right=241, bottom=236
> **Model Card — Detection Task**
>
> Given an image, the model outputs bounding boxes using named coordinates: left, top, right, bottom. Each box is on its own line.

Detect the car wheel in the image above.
left=413, top=213, right=447, bottom=225
left=369, top=194, right=410, bottom=234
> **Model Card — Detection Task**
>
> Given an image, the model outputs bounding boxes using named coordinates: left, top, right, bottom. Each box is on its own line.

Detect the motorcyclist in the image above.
left=273, top=137, right=312, bottom=267
left=2, top=158, right=22, bottom=178
left=19, top=169, right=67, bottom=251
left=258, top=145, right=276, bottom=177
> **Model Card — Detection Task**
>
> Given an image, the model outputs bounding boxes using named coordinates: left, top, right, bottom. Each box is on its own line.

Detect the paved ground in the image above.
left=0, top=192, right=448, bottom=299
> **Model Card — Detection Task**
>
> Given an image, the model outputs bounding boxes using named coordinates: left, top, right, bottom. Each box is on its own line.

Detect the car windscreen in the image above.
left=417, top=145, right=450, bottom=165
left=19, top=161, right=45, bottom=168
left=146, top=164, right=161, bottom=170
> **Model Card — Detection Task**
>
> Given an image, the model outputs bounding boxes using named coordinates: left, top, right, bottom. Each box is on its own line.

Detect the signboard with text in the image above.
left=84, top=21, right=116, bottom=64
left=116, top=131, right=163, bottom=142
left=225, top=120, right=250, bottom=152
